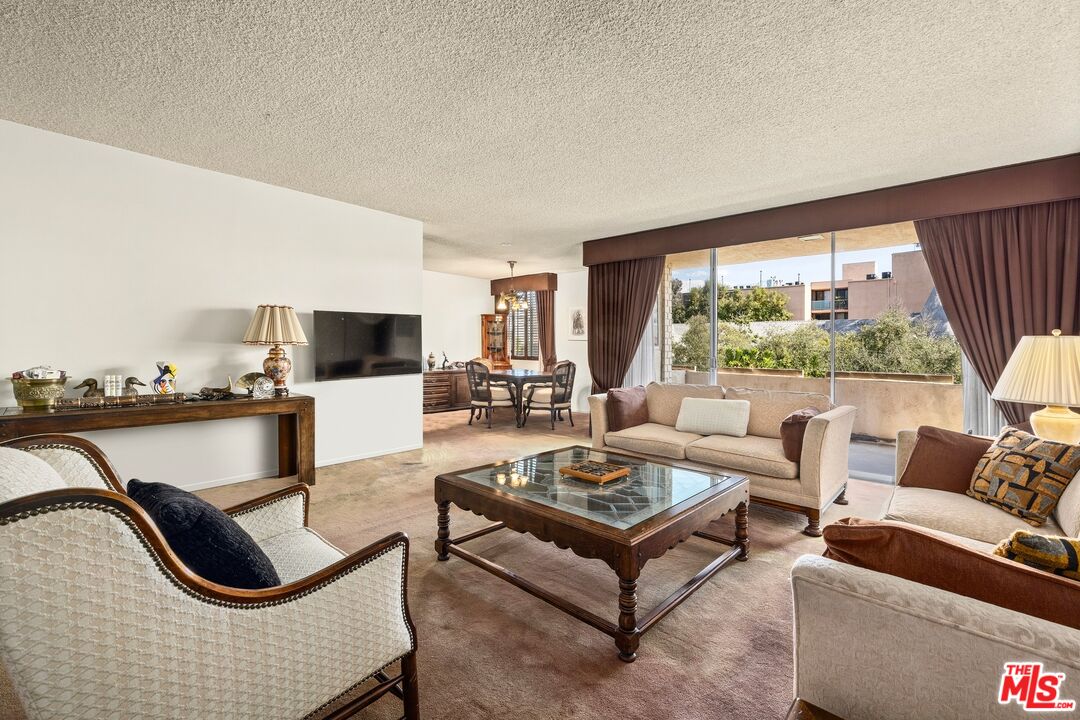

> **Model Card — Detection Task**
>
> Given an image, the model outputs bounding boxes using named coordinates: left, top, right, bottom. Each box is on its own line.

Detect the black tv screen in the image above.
left=314, top=311, right=423, bottom=380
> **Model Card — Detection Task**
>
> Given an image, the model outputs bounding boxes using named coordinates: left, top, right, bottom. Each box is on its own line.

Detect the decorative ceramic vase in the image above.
left=11, top=377, right=68, bottom=412
left=263, top=345, right=293, bottom=396
left=427, top=352, right=436, bottom=371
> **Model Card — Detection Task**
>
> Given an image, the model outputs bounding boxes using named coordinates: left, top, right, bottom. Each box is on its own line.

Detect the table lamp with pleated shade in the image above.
left=992, top=330, right=1080, bottom=444
left=243, top=305, right=308, bottom=396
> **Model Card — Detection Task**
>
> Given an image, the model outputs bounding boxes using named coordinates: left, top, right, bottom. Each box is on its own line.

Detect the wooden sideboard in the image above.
left=0, top=395, right=316, bottom=485
left=423, top=370, right=471, bottom=413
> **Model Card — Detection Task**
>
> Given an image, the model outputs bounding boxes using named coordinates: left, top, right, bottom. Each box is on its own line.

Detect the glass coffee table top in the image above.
left=456, top=446, right=740, bottom=530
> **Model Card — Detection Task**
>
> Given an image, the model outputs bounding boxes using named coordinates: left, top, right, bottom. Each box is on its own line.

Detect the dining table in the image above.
left=488, top=368, right=552, bottom=427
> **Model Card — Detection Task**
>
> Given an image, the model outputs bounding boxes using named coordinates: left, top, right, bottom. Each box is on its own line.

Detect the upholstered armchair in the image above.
left=0, top=434, right=419, bottom=720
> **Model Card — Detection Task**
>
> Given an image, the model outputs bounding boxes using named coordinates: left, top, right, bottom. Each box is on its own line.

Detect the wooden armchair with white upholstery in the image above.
left=523, top=361, right=576, bottom=429
left=465, top=360, right=516, bottom=428
left=0, top=434, right=419, bottom=720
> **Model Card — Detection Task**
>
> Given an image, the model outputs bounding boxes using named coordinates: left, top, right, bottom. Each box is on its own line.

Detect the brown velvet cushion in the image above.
left=607, top=386, right=649, bottom=432
left=898, top=426, right=993, bottom=493
left=780, top=407, right=820, bottom=462
left=823, top=517, right=1080, bottom=630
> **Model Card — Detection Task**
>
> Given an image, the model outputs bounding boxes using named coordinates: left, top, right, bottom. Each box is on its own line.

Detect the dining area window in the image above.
left=508, top=291, right=539, bottom=360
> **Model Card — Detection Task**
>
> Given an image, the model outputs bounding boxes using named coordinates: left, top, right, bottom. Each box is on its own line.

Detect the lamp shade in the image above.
left=991, top=332, right=1080, bottom=406
left=243, top=305, right=308, bottom=346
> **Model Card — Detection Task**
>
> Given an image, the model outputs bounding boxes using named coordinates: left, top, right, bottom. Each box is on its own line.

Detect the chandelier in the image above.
left=496, top=260, right=528, bottom=312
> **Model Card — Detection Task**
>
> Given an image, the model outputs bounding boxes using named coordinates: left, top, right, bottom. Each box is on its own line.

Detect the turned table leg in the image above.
left=735, top=501, right=749, bottom=561
left=435, top=500, right=451, bottom=561
left=616, top=576, right=640, bottom=662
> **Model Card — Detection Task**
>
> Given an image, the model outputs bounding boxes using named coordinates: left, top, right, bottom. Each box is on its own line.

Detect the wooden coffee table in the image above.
left=434, top=445, right=749, bottom=661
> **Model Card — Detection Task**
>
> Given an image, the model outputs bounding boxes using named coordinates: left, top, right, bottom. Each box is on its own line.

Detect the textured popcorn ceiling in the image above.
left=1, top=1, right=1078, bottom=279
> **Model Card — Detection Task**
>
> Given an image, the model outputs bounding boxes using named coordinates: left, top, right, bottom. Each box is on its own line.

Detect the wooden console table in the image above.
left=0, top=395, right=316, bottom=485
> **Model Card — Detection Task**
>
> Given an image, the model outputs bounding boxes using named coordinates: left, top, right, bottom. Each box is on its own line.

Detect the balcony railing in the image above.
left=811, top=298, right=849, bottom=311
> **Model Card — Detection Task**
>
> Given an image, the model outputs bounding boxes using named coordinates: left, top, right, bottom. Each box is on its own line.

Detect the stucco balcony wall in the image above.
left=680, top=368, right=962, bottom=440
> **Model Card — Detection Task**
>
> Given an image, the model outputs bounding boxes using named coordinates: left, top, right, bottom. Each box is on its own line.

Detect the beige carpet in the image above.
left=198, top=411, right=893, bottom=720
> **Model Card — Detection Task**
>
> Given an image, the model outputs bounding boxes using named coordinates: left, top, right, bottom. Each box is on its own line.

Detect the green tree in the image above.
left=673, top=318, right=758, bottom=371
left=718, top=286, right=792, bottom=323
left=756, top=324, right=831, bottom=377
left=672, top=314, right=711, bottom=370
left=672, top=284, right=792, bottom=324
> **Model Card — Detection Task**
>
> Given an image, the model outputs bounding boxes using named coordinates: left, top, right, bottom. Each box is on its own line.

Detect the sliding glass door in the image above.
left=665, top=222, right=965, bottom=478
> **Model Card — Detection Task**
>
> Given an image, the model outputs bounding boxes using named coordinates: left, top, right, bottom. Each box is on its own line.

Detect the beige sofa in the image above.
left=588, top=383, right=857, bottom=535
left=791, top=429, right=1080, bottom=719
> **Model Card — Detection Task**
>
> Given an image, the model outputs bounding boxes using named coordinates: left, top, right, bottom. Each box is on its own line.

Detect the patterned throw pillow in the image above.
left=968, top=429, right=1080, bottom=526
left=994, top=530, right=1080, bottom=581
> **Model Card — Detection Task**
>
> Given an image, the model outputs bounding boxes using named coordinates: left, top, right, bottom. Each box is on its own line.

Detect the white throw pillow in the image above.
left=1053, top=469, right=1080, bottom=537
left=675, top=398, right=750, bottom=437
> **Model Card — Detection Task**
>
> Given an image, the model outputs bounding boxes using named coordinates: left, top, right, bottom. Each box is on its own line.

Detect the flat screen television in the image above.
left=314, top=311, right=423, bottom=380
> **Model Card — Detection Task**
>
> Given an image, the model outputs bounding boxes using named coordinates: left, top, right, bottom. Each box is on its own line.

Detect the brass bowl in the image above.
left=11, top=377, right=68, bottom=412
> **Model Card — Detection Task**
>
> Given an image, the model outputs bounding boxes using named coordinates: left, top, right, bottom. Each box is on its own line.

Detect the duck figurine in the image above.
left=122, top=377, right=147, bottom=396
left=72, top=378, right=104, bottom=398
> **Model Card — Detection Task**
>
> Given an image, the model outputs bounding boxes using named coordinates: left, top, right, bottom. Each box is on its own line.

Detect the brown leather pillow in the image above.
left=780, top=407, right=820, bottom=462
left=898, top=426, right=993, bottom=494
left=823, top=517, right=1080, bottom=630
left=607, top=386, right=648, bottom=432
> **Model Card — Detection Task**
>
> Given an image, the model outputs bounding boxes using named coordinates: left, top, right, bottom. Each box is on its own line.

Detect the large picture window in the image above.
left=508, top=291, right=539, bottom=360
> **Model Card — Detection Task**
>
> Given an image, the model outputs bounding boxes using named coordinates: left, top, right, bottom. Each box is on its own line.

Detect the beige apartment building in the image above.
left=735, top=248, right=934, bottom=321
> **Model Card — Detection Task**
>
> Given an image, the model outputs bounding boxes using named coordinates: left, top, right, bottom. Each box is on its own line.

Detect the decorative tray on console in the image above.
left=558, top=460, right=631, bottom=485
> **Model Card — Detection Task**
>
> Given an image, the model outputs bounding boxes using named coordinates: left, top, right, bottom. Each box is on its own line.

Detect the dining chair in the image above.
left=466, top=361, right=516, bottom=429
left=522, top=361, right=576, bottom=430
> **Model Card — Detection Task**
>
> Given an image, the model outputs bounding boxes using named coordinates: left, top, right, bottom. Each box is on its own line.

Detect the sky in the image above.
left=673, top=243, right=921, bottom=289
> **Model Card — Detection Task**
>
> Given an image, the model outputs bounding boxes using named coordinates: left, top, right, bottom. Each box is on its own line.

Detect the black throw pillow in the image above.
left=127, top=479, right=281, bottom=589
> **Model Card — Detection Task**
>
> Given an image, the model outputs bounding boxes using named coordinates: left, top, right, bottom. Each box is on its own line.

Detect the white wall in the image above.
left=553, top=270, right=592, bottom=411
left=0, top=121, right=424, bottom=490
left=421, top=270, right=491, bottom=365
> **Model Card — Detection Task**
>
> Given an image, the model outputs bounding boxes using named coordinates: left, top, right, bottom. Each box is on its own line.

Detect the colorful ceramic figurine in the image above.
left=152, top=362, right=178, bottom=394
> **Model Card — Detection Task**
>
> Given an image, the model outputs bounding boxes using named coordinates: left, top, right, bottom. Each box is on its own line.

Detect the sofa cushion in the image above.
left=645, top=382, right=726, bottom=427
left=127, top=479, right=282, bottom=589
left=685, top=434, right=799, bottom=479
left=607, top=386, right=649, bottom=432
left=823, top=517, right=1080, bottom=631
left=898, top=426, right=993, bottom=493
left=725, top=387, right=832, bottom=439
left=605, top=423, right=702, bottom=460
left=780, top=407, right=821, bottom=462
left=885, top=485, right=1064, bottom=545
left=675, top=398, right=750, bottom=437
left=1053, top=469, right=1080, bottom=537
left=258, top=527, right=346, bottom=584
left=995, top=530, right=1080, bottom=581
left=968, top=428, right=1080, bottom=526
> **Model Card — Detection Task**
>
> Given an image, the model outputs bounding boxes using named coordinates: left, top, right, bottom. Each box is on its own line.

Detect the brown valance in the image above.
left=490, top=272, right=558, bottom=296
left=582, top=154, right=1080, bottom=265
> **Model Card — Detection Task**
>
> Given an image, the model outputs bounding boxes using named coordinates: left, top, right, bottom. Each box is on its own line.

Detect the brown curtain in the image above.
left=588, top=256, right=666, bottom=392
left=536, top=290, right=556, bottom=371
left=915, top=198, right=1080, bottom=424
